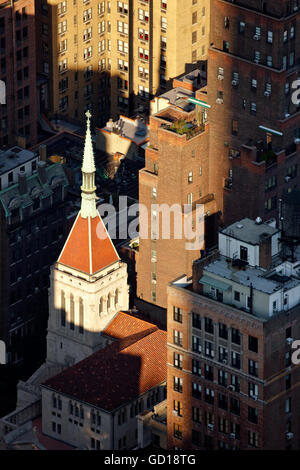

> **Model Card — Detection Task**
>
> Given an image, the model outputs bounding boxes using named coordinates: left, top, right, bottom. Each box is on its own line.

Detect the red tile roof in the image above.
left=43, top=313, right=167, bottom=411
left=58, top=212, right=119, bottom=275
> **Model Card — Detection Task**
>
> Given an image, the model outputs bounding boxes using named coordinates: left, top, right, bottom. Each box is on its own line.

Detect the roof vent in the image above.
left=255, top=216, right=263, bottom=225
left=236, top=223, right=243, bottom=229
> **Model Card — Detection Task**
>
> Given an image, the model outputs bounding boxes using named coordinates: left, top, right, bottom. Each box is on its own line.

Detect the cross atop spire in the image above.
left=80, top=111, right=97, bottom=218
left=82, top=110, right=96, bottom=174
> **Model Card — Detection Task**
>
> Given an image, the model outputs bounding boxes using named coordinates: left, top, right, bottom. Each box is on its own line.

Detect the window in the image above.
left=249, top=336, right=258, bottom=353
left=173, top=400, right=182, bottom=417
left=118, top=21, right=128, bottom=35
left=218, top=370, right=228, bottom=387
left=138, top=28, right=148, bottom=41
left=118, top=40, right=128, bottom=54
left=192, top=407, right=201, bottom=423
left=204, top=364, right=214, bottom=381
left=161, top=17, right=167, bottom=31
left=192, top=336, right=201, bottom=354
left=265, top=175, right=276, bottom=191
left=192, top=382, right=201, bottom=399
left=249, top=382, right=258, bottom=399
left=174, top=423, right=182, bottom=440
left=267, top=31, right=273, bottom=43
left=192, top=359, right=201, bottom=376
left=187, top=193, right=193, bottom=205
left=231, top=328, right=241, bottom=345
left=83, top=8, right=92, bottom=22
left=192, top=31, right=197, bottom=44
left=248, top=430, right=258, bottom=448
left=174, top=330, right=183, bottom=347
left=118, top=58, right=128, bottom=71
left=286, top=397, right=291, bottom=413
left=138, top=9, right=149, bottom=22
left=218, top=393, right=228, bottom=410
left=285, top=374, right=291, bottom=390
left=232, top=119, right=238, bottom=135
left=254, top=50, right=260, bottom=63
left=205, top=317, right=213, bottom=334
left=286, top=165, right=297, bottom=179
left=250, top=102, right=257, bottom=115
left=249, top=359, right=258, bottom=377
left=174, top=376, right=182, bottom=393
left=248, top=406, right=258, bottom=424
left=230, top=397, right=240, bottom=415
left=173, top=306, right=182, bottom=323
left=231, top=375, right=240, bottom=392
left=174, top=353, right=182, bottom=369
left=188, top=171, right=193, bottom=183
left=265, top=196, right=277, bottom=212
left=98, top=2, right=105, bottom=15
left=205, top=341, right=214, bottom=358
left=192, top=430, right=201, bottom=447
left=219, top=323, right=228, bottom=339
left=192, top=11, right=197, bottom=24
left=239, top=21, right=245, bottom=34
left=192, top=312, right=201, bottom=329
left=204, top=388, right=214, bottom=404
left=138, top=47, right=148, bottom=60
left=231, top=351, right=240, bottom=369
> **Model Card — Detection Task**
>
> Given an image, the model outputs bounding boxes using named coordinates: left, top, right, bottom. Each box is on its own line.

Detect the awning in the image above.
left=199, top=275, right=231, bottom=291
left=188, top=97, right=211, bottom=109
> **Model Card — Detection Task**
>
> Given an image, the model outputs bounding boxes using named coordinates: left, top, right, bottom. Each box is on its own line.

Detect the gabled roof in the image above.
left=57, top=211, right=119, bottom=275
left=43, top=312, right=167, bottom=411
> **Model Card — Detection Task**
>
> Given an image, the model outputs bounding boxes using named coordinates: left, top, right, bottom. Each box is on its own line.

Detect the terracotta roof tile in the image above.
left=43, top=313, right=167, bottom=411
left=58, top=212, right=119, bottom=275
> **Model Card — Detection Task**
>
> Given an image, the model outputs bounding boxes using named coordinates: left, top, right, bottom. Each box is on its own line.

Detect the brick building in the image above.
left=137, top=83, right=219, bottom=308
left=0, top=0, right=37, bottom=148
left=0, top=158, right=69, bottom=367
left=167, top=217, right=300, bottom=450
left=35, top=0, right=210, bottom=127
left=207, top=0, right=300, bottom=224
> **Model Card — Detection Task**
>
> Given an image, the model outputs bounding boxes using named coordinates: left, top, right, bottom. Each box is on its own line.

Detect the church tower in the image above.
left=46, top=112, right=129, bottom=367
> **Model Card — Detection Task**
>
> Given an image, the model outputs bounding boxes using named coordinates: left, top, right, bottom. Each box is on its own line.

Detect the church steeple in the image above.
left=81, top=111, right=98, bottom=218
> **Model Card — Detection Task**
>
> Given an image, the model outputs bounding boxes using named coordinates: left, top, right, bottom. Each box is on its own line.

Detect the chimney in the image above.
left=39, top=144, right=47, bottom=162
left=18, top=170, right=27, bottom=195
left=37, top=160, right=47, bottom=184
left=259, top=233, right=272, bottom=269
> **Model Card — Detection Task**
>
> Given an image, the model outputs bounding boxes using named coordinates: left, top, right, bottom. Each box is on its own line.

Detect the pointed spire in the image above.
left=80, top=111, right=98, bottom=218
left=82, top=110, right=96, bottom=174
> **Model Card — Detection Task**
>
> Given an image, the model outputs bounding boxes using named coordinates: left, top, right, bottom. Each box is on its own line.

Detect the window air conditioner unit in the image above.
left=285, top=113, right=290, bottom=118
left=222, top=359, right=227, bottom=364
left=17, top=276, right=22, bottom=282
left=254, top=59, right=260, bottom=64
left=285, top=176, right=291, bottom=182
left=207, top=424, right=214, bottom=431
left=253, top=35, right=260, bottom=40
left=216, top=98, right=224, bottom=104
left=294, top=138, right=300, bottom=144
left=232, top=80, right=238, bottom=86
left=227, top=385, right=234, bottom=391
left=286, top=365, right=291, bottom=372
left=286, top=337, right=293, bottom=345
left=252, top=395, right=258, bottom=401
left=172, top=410, right=178, bottom=416
left=286, top=432, right=294, bottom=440
left=264, top=91, right=270, bottom=97
left=218, top=74, right=224, bottom=80
left=230, top=433, right=236, bottom=439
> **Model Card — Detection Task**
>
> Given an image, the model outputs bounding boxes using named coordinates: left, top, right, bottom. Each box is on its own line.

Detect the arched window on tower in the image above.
left=107, top=293, right=111, bottom=310
left=99, top=297, right=103, bottom=315
left=79, top=297, right=84, bottom=334
left=70, top=294, right=75, bottom=330
left=115, top=289, right=119, bottom=306
left=61, top=291, right=66, bottom=327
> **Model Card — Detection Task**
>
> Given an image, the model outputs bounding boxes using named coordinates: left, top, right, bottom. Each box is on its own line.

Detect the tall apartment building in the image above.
left=0, top=0, right=37, bottom=148
left=36, top=0, right=210, bottom=127
left=137, top=82, right=219, bottom=309
left=207, top=0, right=300, bottom=224
left=167, top=217, right=300, bottom=450
left=0, top=157, right=69, bottom=367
